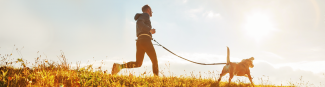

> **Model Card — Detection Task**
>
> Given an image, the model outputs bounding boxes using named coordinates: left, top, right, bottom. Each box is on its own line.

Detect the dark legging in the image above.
left=122, top=37, right=158, bottom=76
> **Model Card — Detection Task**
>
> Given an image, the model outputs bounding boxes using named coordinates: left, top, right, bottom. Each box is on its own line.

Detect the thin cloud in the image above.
left=252, top=62, right=325, bottom=86
left=204, top=11, right=222, bottom=19
left=255, top=60, right=325, bottom=74
left=186, top=8, right=222, bottom=20
left=263, top=51, right=284, bottom=59
left=187, top=8, right=204, bottom=19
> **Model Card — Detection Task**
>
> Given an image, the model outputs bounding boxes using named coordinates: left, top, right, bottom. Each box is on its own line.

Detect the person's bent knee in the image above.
left=135, top=62, right=143, bottom=67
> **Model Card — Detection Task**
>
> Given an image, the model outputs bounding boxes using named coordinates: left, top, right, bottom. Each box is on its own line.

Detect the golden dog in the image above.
left=217, top=47, right=255, bottom=86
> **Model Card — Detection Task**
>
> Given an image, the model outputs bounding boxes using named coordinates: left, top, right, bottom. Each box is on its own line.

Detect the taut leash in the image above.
left=152, top=38, right=227, bottom=65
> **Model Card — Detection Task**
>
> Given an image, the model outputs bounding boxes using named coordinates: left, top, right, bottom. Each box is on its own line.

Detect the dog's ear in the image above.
left=249, top=57, right=254, bottom=60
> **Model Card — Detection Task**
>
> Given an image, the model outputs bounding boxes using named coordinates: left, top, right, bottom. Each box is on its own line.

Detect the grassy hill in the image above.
left=0, top=53, right=296, bottom=87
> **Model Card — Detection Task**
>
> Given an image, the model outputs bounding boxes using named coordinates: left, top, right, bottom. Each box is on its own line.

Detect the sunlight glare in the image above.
left=244, top=12, right=276, bottom=43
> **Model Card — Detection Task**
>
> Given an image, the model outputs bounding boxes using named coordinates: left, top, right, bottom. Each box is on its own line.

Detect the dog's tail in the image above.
left=227, top=47, right=230, bottom=65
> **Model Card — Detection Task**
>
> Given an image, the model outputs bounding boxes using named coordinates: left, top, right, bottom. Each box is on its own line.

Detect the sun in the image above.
left=243, top=12, right=276, bottom=43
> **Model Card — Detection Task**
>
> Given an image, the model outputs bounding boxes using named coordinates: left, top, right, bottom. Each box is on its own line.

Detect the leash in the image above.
left=152, top=38, right=227, bottom=65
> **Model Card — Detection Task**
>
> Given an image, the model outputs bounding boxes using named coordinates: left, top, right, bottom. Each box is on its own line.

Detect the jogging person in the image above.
left=111, top=5, right=158, bottom=76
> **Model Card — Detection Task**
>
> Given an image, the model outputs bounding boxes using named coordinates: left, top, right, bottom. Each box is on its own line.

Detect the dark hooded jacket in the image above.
left=134, top=13, right=152, bottom=38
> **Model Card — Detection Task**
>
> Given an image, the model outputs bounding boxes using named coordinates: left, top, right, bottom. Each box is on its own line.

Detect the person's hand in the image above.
left=150, top=28, right=156, bottom=34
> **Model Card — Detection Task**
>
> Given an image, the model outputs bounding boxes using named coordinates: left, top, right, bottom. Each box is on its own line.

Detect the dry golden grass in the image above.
left=0, top=49, right=305, bottom=87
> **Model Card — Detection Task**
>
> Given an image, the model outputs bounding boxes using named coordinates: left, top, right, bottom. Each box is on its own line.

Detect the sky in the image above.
left=0, top=0, right=325, bottom=86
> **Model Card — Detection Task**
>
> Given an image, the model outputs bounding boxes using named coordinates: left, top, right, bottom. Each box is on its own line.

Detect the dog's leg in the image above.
left=247, top=73, right=254, bottom=87
left=217, top=71, right=227, bottom=83
left=228, top=73, right=234, bottom=86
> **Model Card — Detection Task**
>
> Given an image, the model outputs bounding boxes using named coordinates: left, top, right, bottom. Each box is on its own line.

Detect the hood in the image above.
left=134, top=13, right=142, bottom=21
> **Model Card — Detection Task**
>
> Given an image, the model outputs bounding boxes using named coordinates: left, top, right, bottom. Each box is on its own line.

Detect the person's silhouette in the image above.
left=111, top=4, right=158, bottom=76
